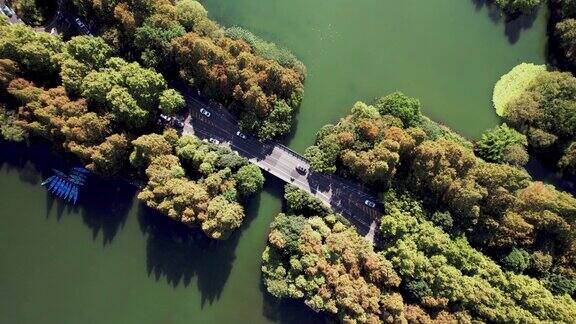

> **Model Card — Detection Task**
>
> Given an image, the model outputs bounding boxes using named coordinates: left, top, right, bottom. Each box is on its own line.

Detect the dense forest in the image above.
left=278, top=92, right=576, bottom=322
left=263, top=185, right=576, bottom=323
left=0, top=13, right=264, bottom=238
left=68, top=0, right=305, bottom=139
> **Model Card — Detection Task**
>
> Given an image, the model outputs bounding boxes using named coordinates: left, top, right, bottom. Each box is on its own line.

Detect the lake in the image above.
left=0, top=1, right=548, bottom=323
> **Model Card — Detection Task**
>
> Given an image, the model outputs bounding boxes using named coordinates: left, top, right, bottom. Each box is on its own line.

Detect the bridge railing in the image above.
left=275, top=144, right=309, bottom=163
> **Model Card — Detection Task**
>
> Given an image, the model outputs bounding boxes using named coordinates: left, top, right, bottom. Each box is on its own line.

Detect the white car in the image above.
left=208, top=138, right=220, bottom=145
left=200, top=108, right=211, bottom=117
left=364, top=200, right=376, bottom=208
left=236, top=131, right=247, bottom=139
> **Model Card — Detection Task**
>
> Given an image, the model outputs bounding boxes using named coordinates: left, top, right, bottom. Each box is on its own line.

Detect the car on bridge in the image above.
left=296, top=165, right=307, bottom=175
left=236, top=131, right=247, bottom=139
left=364, top=200, right=376, bottom=208
left=200, top=108, right=211, bottom=117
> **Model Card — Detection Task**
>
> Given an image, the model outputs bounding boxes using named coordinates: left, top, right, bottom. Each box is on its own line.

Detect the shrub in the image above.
left=374, top=91, right=422, bottom=127
left=225, top=26, right=306, bottom=77
left=493, top=63, right=546, bottom=116
left=502, top=248, right=531, bottom=273
left=475, top=123, right=528, bottom=164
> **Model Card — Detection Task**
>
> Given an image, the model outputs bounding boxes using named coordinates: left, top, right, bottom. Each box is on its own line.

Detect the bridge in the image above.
left=3, top=3, right=383, bottom=243
left=181, top=92, right=383, bottom=242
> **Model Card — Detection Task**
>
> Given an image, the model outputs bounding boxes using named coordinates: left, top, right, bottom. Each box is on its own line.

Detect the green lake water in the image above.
left=0, top=1, right=548, bottom=323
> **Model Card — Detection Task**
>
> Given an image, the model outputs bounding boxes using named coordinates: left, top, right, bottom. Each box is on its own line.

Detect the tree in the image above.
left=374, top=91, right=422, bottom=127
left=557, top=19, right=576, bottom=68
left=502, top=248, right=531, bottom=273
left=234, top=164, right=264, bottom=197
left=158, top=89, right=185, bottom=114
left=284, top=184, right=330, bottom=216
left=64, top=36, right=113, bottom=69
left=495, top=0, right=542, bottom=14
left=86, top=133, right=130, bottom=175
left=106, top=85, right=148, bottom=128
left=176, top=0, right=208, bottom=32
left=201, top=195, right=244, bottom=239
left=0, top=24, right=63, bottom=78
left=493, top=63, right=546, bottom=116
left=13, top=0, right=44, bottom=26
left=0, top=105, right=26, bottom=142
left=559, top=141, right=576, bottom=174
left=130, top=133, right=173, bottom=169
left=475, top=123, right=528, bottom=164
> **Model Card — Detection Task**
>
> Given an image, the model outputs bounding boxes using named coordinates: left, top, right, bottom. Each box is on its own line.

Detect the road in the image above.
left=180, top=90, right=384, bottom=240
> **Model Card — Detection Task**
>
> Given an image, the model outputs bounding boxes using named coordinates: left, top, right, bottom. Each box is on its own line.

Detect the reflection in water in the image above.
left=0, top=140, right=323, bottom=323
left=470, top=0, right=541, bottom=44
left=139, top=206, right=237, bottom=306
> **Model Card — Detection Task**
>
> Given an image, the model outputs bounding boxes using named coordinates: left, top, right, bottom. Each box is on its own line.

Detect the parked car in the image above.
left=364, top=200, right=376, bottom=208
left=236, top=131, right=247, bottom=139
left=2, top=5, right=14, bottom=17
left=159, top=114, right=172, bottom=123
left=209, top=138, right=220, bottom=145
left=200, top=108, right=211, bottom=117
left=296, top=165, right=307, bottom=174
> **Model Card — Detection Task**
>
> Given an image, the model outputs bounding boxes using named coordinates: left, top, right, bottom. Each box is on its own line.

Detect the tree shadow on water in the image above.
left=470, top=0, right=540, bottom=44
left=0, top=140, right=131, bottom=245
left=138, top=202, right=245, bottom=307
left=77, top=176, right=133, bottom=245
left=259, top=277, right=327, bottom=324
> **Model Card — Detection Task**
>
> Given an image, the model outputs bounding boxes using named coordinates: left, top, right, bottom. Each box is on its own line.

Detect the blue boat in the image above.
left=41, top=175, right=56, bottom=186
left=63, top=184, right=72, bottom=200
left=72, top=167, right=89, bottom=174
left=66, top=183, right=74, bottom=199
left=48, top=177, right=61, bottom=191
left=41, top=168, right=87, bottom=204
left=52, top=169, right=68, bottom=178
left=56, top=180, right=67, bottom=196
left=71, top=187, right=78, bottom=204
left=63, top=182, right=72, bottom=198
left=59, top=182, right=69, bottom=198
left=69, top=174, right=86, bottom=182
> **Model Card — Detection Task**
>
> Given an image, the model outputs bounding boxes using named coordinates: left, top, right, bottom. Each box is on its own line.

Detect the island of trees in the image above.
left=265, top=93, right=576, bottom=322
left=0, top=0, right=298, bottom=239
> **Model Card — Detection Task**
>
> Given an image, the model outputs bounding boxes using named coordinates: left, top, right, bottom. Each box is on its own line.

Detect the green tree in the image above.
left=557, top=19, right=576, bottom=68
left=13, top=0, right=44, bottom=26
left=176, top=0, right=208, bottom=32
left=374, top=91, right=422, bottom=127
left=64, top=36, right=113, bottom=69
left=130, top=133, right=173, bottom=169
left=475, top=123, right=528, bottom=164
left=0, top=24, right=63, bottom=78
left=158, top=88, right=185, bottom=114
left=495, top=0, right=542, bottom=14
left=502, top=248, right=531, bottom=273
left=202, top=195, right=244, bottom=239
left=284, top=184, right=330, bottom=216
left=234, top=164, right=264, bottom=197
left=107, top=85, right=148, bottom=128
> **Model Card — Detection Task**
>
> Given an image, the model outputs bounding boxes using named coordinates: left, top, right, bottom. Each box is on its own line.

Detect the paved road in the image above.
left=180, top=90, right=383, bottom=239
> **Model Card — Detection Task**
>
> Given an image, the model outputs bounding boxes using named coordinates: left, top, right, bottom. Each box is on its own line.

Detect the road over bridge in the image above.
left=181, top=92, right=383, bottom=241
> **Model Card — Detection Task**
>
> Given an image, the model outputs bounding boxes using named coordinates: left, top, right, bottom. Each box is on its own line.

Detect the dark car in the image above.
left=296, top=165, right=308, bottom=175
